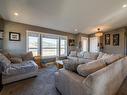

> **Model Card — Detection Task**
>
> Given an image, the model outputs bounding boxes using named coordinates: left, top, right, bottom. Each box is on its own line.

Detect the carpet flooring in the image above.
left=0, top=66, right=61, bottom=95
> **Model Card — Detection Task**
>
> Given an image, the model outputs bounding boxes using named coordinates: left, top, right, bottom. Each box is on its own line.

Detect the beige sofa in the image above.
left=0, top=52, right=38, bottom=84
left=67, top=51, right=100, bottom=64
left=55, top=54, right=127, bottom=95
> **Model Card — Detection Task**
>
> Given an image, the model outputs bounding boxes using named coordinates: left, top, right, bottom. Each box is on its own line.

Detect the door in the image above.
left=81, top=37, right=88, bottom=51
left=90, top=37, right=99, bottom=52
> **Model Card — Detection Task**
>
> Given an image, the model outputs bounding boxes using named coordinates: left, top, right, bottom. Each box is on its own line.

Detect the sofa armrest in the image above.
left=82, top=57, right=127, bottom=95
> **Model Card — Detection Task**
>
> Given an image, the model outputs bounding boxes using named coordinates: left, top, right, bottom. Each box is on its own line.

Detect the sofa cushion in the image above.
left=2, top=60, right=38, bottom=76
left=78, top=58, right=94, bottom=64
left=69, top=51, right=77, bottom=57
left=10, top=57, right=23, bottom=64
left=101, top=53, right=112, bottom=59
left=83, top=57, right=127, bottom=95
left=77, top=51, right=84, bottom=58
left=97, top=52, right=105, bottom=59
left=84, top=52, right=99, bottom=60
left=22, top=52, right=33, bottom=61
left=103, top=54, right=122, bottom=65
left=77, top=59, right=106, bottom=77
left=67, top=56, right=78, bottom=61
left=63, top=59, right=80, bottom=72
left=0, top=53, right=11, bottom=70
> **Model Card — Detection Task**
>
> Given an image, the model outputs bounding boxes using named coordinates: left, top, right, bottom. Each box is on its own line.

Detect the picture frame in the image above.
left=68, top=39, right=75, bottom=46
left=105, top=34, right=110, bottom=45
left=9, top=32, right=21, bottom=41
left=113, top=34, right=119, bottom=46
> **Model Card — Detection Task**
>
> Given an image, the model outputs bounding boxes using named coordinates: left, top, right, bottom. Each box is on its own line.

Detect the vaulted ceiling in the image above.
left=0, top=0, right=127, bottom=34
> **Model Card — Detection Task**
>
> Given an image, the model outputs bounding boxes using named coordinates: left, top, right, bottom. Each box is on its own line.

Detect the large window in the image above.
left=27, top=32, right=40, bottom=56
left=60, top=38, right=67, bottom=56
left=27, top=31, right=67, bottom=58
left=42, top=36, right=59, bottom=57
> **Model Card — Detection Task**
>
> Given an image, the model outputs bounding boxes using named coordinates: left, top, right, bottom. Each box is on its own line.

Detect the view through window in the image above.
left=27, top=31, right=67, bottom=58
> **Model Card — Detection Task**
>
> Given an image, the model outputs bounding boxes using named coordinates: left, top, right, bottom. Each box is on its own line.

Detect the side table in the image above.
left=34, top=56, right=43, bottom=68
left=56, top=60, right=63, bottom=69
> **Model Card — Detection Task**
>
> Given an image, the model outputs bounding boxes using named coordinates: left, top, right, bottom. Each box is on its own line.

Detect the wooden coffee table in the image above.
left=56, top=60, right=63, bottom=69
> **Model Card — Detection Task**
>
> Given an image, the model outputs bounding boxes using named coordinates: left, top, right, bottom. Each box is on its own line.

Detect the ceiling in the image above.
left=0, top=0, right=127, bottom=34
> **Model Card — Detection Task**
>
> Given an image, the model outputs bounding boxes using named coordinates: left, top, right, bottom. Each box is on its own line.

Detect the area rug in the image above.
left=0, top=66, right=60, bottom=95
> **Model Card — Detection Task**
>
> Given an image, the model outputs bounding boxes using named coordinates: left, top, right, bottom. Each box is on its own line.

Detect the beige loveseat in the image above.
left=55, top=53, right=127, bottom=95
left=0, top=52, right=38, bottom=84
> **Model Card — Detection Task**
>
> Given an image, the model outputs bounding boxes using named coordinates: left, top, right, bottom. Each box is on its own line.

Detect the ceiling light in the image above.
left=95, top=28, right=103, bottom=37
left=122, top=4, right=127, bottom=8
left=14, top=12, right=19, bottom=16
left=74, top=29, right=78, bottom=32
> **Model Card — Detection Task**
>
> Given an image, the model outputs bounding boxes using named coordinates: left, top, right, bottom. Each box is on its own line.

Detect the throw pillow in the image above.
left=69, top=51, right=77, bottom=57
left=63, top=59, right=80, bottom=72
left=103, top=54, right=122, bottom=65
left=77, top=51, right=85, bottom=58
left=77, top=59, right=106, bottom=77
left=101, top=53, right=112, bottom=59
left=84, top=52, right=99, bottom=60
left=97, top=52, right=105, bottom=59
left=22, top=51, right=34, bottom=61
left=0, top=53, right=11, bottom=70
left=10, top=57, right=23, bottom=64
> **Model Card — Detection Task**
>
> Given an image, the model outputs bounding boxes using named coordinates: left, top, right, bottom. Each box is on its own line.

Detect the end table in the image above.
left=34, top=56, right=43, bottom=68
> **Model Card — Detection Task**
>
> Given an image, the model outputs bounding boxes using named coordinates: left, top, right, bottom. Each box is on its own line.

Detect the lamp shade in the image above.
left=95, top=28, right=103, bottom=37
left=95, top=32, right=103, bottom=37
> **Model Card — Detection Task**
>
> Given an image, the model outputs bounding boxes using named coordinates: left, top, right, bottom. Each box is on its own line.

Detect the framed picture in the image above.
left=9, top=32, right=21, bottom=41
left=105, top=34, right=110, bottom=45
left=0, top=30, right=4, bottom=40
left=68, top=39, right=75, bottom=46
left=113, top=34, right=119, bottom=46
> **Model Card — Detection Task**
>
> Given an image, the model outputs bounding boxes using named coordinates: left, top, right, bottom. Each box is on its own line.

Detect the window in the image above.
left=42, top=36, right=59, bottom=57
left=81, top=37, right=88, bottom=51
left=60, top=38, right=67, bottom=56
left=27, top=32, right=40, bottom=56
left=27, top=31, right=67, bottom=58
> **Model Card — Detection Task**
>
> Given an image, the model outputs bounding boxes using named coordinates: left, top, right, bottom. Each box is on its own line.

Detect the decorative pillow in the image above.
left=103, top=54, right=122, bottom=65
left=2, top=52, right=11, bottom=59
left=69, top=51, right=77, bottom=57
left=77, top=51, right=84, bottom=58
left=101, top=53, right=112, bottom=59
left=22, top=52, right=33, bottom=61
left=0, top=53, right=11, bottom=70
left=97, top=52, right=105, bottom=59
left=63, top=59, right=80, bottom=72
left=10, top=57, right=23, bottom=64
left=77, top=59, right=106, bottom=77
left=84, top=52, right=99, bottom=60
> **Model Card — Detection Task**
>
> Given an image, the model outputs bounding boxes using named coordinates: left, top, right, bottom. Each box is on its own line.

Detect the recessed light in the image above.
left=122, top=4, right=127, bottom=8
left=74, top=29, right=78, bottom=32
left=14, top=12, right=19, bottom=16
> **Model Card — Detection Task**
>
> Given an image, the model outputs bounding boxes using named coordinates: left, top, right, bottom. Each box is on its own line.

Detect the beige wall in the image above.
left=3, top=20, right=76, bottom=54
left=103, top=27, right=127, bottom=55
left=0, top=17, right=4, bottom=49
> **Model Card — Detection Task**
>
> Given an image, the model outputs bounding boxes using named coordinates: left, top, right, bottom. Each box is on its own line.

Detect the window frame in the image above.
left=59, top=37, right=68, bottom=57
left=26, top=30, right=68, bottom=58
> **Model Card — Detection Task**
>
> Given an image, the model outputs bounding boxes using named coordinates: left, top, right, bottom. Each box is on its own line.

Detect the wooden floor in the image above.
left=0, top=66, right=60, bottom=95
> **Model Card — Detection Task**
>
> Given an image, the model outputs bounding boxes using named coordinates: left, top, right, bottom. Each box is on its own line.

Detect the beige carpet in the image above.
left=0, top=65, right=60, bottom=95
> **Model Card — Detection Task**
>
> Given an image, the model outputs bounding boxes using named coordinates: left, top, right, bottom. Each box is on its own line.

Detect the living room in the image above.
left=0, top=0, right=127, bottom=95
